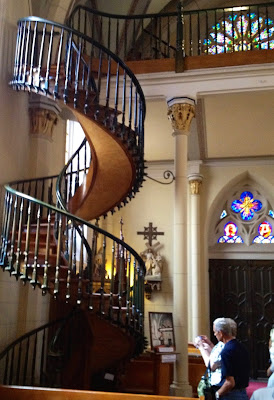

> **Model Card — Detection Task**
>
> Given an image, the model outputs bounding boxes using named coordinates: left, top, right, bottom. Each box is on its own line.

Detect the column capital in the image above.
left=188, top=173, right=203, bottom=195
left=28, top=93, right=61, bottom=141
left=167, top=97, right=195, bottom=136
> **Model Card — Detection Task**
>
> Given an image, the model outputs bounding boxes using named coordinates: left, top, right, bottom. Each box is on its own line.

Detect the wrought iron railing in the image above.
left=67, top=2, right=274, bottom=64
left=11, top=16, right=145, bottom=197
left=0, top=184, right=145, bottom=331
left=1, top=15, right=146, bottom=370
left=0, top=312, right=74, bottom=387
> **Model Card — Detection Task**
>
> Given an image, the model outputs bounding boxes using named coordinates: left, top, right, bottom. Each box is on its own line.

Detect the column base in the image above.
left=170, top=381, right=193, bottom=397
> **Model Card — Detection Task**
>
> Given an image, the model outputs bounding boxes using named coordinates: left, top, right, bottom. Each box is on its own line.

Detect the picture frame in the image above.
left=149, top=312, right=176, bottom=352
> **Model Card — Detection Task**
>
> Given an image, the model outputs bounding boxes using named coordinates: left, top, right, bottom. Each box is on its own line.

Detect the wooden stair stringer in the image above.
left=67, top=106, right=136, bottom=221
left=58, top=310, right=135, bottom=390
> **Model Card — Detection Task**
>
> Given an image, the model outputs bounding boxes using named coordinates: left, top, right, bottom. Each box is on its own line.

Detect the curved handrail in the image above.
left=0, top=313, right=73, bottom=360
left=4, top=184, right=145, bottom=265
left=15, top=16, right=146, bottom=119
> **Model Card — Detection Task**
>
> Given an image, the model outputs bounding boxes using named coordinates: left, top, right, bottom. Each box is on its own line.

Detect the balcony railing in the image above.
left=67, top=2, right=274, bottom=71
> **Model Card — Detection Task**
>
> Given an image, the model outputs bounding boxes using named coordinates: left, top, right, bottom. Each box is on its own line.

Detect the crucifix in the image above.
left=137, top=222, right=164, bottom=247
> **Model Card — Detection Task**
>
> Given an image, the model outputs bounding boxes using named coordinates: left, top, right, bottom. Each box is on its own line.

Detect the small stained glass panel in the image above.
left=218, top=221, right=244, bottom=243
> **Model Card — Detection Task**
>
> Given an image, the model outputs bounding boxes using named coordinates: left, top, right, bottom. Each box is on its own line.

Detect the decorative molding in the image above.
left=189, top=179, right=202, bottom=195
left=167, top=99, right=196, bottom=135
left=28, top=93, right=61, bottom=141
left=28, top=108, right=58, bottom=141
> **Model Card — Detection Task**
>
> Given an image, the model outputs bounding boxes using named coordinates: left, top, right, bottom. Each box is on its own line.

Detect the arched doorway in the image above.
left=208, top=182, right=274, bottom=378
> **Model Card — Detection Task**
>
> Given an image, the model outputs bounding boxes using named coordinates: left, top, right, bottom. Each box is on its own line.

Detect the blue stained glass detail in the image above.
left=231, top=191, right=262, bottom=221
left=220, top=210, right=227, bottom=219
left=269, top=210, right=274, bottom=219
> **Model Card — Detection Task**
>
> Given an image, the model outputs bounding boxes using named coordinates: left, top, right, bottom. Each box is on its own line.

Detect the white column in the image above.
left=188, top=170, right=203, bottom=340
left=167, top=97, right=195, bottom=397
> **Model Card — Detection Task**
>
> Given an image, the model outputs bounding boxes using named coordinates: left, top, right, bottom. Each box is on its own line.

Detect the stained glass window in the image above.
left=204, top=13, right=274, bottom=55
left=253, top=221, right=274, bottom=243
left=231, top=191, right=262, bottom=221
left=218, top=222, right=243, bottom=243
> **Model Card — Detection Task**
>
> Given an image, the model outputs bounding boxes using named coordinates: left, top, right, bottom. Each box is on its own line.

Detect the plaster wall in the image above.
left=0, top=0, right=50, bottom=352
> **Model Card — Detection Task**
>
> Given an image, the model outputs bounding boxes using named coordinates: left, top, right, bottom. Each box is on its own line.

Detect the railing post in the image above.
left=176, top=0, right=184, bottom=73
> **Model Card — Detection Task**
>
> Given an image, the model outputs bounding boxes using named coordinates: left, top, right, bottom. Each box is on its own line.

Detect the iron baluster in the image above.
left=266, top=6, right=269, bottom=49
left=241, top=9, right=244, bottom=51
left=54, top=28, right=64, bottom=99
left=30, top=206, right=41, bottom=288
left=206, top=11, right=209, bottom=53
left=99, top=236, right=106, bottom=315
left=13, top=22, right=23, bottom=84
left=3, top=351, right=9, bottom=385
left=16, top=342, right=22, bottom=385
left=53, top=215, right=62, bottom=298
left=14, top=198, right=24, bottom=278
left=39, top=329, right=46, bottom=386
left=121, top=70, right=126, bottom=139
left=214, top=9, right=217, bottom=54
left=37, top=23, right=47, bottom=92
left=44, top=24, right=54, bottom=94
left=23, top=21, right=32, bottom=85
left=249, top=7, right=253, bottom=51
left=3, top=195, right=13, bottom=270
left=8, top=196, right=18, bottom=274
left=20, top=201, right=32, bottom=283
left=23, top=337, right=30, bottom=385
left=107, top=17, right=111, bottom=50
left=83, top=10, right=87, bottom=53
left=8, top=346, right=14, bottom=385
left=18, top=21, right=27, bottom=82
left=126, top=252, right=131, bottom=327
left=113, top=62, right=120, bottom=132
left=74, top=38, right=82, bottom=108
left=31, top=332, right=38, bottom=385
left=95, top=48, right=103, bottom=108
left=198, top=12, right=202, bottom=55
left=66, top=223, right=73, bottom=302
left=64, top=31, right=72, bottom=103
left=258, top=6, right=261, bottom=50
left=109, top=241, right=115, bottom=320
left=124, top=19, right=127, bottom=59
left=104, top=55, right=111, bottom=125
left=232, top=9, right=235, bottom=51
left=29, top=21, right=38, bottom=88
left=116, top=19, right=119, bottom=56
left=223, top=8, right=226, bottom=53
left=77, top=231, right=84, bottom=305
left=128, top=78, right=133, bottom=132
left=0, top=192, right=8, bottom=266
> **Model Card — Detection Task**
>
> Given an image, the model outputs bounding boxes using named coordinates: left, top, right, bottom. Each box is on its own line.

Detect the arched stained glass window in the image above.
left=218, top=221, right=243, bottom=243
left=204, top=12, right=274, bottom=54
left=213, top=186, right=274, bottom=246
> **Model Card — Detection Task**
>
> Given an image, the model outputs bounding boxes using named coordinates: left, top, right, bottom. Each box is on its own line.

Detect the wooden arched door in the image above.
left=209, top=259, right=274, bottom=378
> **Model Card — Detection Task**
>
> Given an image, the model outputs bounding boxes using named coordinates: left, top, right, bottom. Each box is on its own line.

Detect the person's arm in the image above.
left=194, top=336, right=212, bottom=366
left=215, top=376, right=235, bottom=398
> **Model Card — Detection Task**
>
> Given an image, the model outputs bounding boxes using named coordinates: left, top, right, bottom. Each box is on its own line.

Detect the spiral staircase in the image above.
left=0, top=13, right=146, bottom=391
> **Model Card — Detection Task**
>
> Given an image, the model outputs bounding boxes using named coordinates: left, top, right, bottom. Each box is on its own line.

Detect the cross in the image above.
left=137, top=222, right=164, bottom=247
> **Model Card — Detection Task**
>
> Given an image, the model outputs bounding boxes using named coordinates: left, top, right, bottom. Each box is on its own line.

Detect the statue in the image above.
left=141, top=247, right=162, bottom=280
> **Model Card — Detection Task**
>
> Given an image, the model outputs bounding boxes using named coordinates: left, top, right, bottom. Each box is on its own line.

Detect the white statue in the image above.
left=142, top=247, right=162, bottom=280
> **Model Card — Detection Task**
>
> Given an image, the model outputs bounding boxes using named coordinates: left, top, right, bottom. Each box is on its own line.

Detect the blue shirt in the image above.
left=220, top=339, right=250, bottom=389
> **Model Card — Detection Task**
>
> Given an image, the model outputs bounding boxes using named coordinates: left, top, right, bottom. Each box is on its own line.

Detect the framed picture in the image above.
left=149, top=312, right=176, bottom=352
